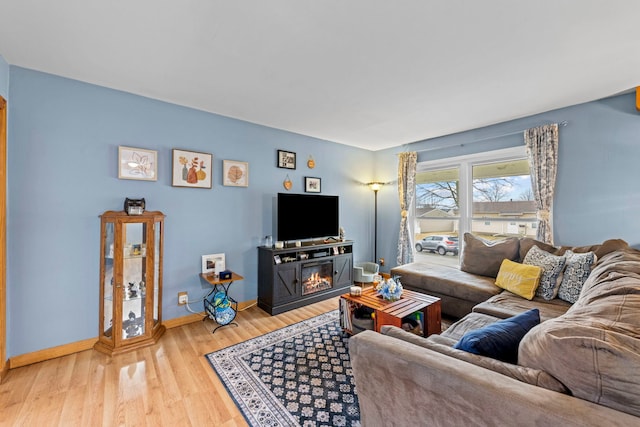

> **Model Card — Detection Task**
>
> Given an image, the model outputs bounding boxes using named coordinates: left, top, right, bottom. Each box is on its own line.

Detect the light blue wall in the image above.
left=374, top=91, right=640, bottom=272
left=7, top=67, right=375, bottom=357
left=0, top=55, right=8, bottom=98
left=7, top=64, right=640, bottom=357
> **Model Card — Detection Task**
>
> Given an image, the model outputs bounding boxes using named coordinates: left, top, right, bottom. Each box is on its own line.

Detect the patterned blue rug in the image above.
left=205, top=310, right=361, bottom=427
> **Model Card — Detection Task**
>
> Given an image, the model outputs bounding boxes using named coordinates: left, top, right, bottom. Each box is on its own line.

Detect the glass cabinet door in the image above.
left=153, top=220, right=162, bottom=328
left=102, top=220, right=115, bottom=342
left=121, top=222, right=147, bottom=341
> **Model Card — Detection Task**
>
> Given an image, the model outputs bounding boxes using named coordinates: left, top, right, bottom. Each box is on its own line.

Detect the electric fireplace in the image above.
left=301, top=261, right=333, bottom=295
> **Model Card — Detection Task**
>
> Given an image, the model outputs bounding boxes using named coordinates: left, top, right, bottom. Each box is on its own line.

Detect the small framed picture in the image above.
left=305, top=177, right=321, bottom=193
left=333, top=247, right=339, bottom=255
left=118, top=146, right=157, bottom=181
left=223, top=160, right=249, bottom=187
left=202, top=253, right=226, bottom=275
left=277, top=150, right=296, bottom=169
left=274, top=255, right=282, bottom=264
left=172, top=149, right=213, bottom=189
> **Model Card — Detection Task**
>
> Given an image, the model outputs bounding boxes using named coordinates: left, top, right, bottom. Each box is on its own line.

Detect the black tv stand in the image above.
left=257, top=240, right=353, bottom=315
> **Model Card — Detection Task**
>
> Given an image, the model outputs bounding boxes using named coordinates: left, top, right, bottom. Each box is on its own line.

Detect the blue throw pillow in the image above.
left=453, top=309, right=540, bottom=364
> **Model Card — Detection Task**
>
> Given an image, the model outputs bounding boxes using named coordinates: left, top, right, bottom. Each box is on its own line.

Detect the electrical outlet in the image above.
left=178, top=291, right=188, bottom=305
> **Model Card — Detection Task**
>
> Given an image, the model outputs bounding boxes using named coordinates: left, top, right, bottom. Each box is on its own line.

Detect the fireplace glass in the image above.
left=301, top=262, right=333, bottom=296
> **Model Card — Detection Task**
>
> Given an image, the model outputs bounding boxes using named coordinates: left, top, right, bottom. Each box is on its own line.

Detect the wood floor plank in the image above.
left=0, top=297, right=338, bottom=426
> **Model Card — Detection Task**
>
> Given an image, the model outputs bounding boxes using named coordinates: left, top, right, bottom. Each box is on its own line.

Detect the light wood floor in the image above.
left=0, top=297, right=339, bottom=427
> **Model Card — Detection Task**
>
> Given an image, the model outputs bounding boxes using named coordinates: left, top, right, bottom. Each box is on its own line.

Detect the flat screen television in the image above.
left=277, top=193, right=339, bottom=242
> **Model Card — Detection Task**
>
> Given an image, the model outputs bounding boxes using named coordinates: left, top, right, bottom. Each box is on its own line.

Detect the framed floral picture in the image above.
left=223, top=160, right=249, bottom=187
left=172, top=149, right=213, bottom=188
left=277, top=150, right=296, bottom=169
left=305, top=176, right=321, bottom=193
left=118, top=146, right=157, bottom=181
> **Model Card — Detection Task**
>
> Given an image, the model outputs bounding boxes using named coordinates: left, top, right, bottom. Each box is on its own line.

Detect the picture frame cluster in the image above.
left=116, top=145, right=324, bottom=193
left=277, top=149, right=323, bottom=193
left=117, top=146, right=249, bottom=189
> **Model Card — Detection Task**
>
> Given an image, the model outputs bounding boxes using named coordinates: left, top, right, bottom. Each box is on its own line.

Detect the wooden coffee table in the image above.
left=340, top=287, right=441, bottom=337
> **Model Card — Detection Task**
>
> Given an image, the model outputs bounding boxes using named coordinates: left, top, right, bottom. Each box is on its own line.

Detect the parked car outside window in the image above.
left=415, top=235, right=459, bottom=255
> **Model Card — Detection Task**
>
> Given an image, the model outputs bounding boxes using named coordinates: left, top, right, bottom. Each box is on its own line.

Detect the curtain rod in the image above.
left=410, top=120, right=568, bottom=153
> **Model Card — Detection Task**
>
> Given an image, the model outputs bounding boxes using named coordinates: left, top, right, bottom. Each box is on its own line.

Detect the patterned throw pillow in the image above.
left=557, top=250, right=596, bottom=303
left=522, top=245, right=566, bottom=300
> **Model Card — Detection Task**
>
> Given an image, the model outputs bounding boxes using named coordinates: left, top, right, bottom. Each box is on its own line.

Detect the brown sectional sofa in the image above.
left=390, top=235, right=628, bottom=319
left=350, top=236, right=640, bottom=426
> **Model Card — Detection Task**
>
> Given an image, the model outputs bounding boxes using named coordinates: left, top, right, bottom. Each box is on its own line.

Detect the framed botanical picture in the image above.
left=202, top=253, right=226, bottom=275
left=223, top=160, right=249, bottom=187
left=172, top=149, right=213, bottom=188
left=305, top=176, right=321, bottom=193
left=118, top=146, right=157, bottom=181
left=277, top=150, right=296, bottom=169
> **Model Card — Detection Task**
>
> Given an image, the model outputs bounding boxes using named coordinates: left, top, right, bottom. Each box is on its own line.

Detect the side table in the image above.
left=200, top=272, right=243, bottom=334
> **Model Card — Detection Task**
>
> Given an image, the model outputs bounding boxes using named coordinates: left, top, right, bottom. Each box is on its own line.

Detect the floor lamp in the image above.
left=368, top=182, right=383, bottom=263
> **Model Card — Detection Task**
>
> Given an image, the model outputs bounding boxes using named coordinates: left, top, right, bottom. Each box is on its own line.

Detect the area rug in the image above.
left=205, top=310, right=360, bottom=427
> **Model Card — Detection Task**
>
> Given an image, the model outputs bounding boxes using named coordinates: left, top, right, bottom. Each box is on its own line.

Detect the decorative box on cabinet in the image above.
left=257, top=240, right=353, bottom=315
left=94, top=210, right=166, bottom=356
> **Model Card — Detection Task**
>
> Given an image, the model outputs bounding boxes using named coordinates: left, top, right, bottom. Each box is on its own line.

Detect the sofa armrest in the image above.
left=349, top=331, right=637, bottom=426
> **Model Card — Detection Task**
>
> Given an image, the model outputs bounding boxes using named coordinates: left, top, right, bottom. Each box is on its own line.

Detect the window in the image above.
left=415, top=165, right=460, bottom=265
left=472, top=157, right=533, bottom=239
left=415, top=147, right=532, bottom=264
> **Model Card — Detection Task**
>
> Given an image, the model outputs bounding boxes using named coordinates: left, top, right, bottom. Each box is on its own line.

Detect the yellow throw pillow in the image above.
left=495, top=259, right=543, bottom=300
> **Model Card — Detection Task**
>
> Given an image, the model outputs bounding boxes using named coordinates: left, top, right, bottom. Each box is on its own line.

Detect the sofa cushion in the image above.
left=519, top=249, right=640, bottom=417
left=453, top=309, right=540, bottom=364
left=440, top=312, right=500, bottom=342
left=557, top=250, right=596, bottom=303
left=380, top=325, right=569, bottom=394
left=519, top=237, right=628, bottom=261
left=473, top=291, right=571, bottom=322
left=460, top=233, right=520, bottom=278
left=564, top=238, right=629, bottom=260
left=522, top=245, right=566, bottom=300
left=390, top=263, right=501, bottom=304
left=494, top=259, right=542, bottom=300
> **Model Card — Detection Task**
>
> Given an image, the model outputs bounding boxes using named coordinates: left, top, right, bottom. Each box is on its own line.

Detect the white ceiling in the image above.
left=1, top=1, right=639, bottom=151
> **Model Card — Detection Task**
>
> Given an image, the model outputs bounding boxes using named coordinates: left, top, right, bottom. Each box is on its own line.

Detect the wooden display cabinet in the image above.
left=94, top=210, right=166, bottom=355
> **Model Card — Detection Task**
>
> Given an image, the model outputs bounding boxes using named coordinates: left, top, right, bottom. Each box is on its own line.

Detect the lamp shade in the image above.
left=368, top=182, right=383, bottom=191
